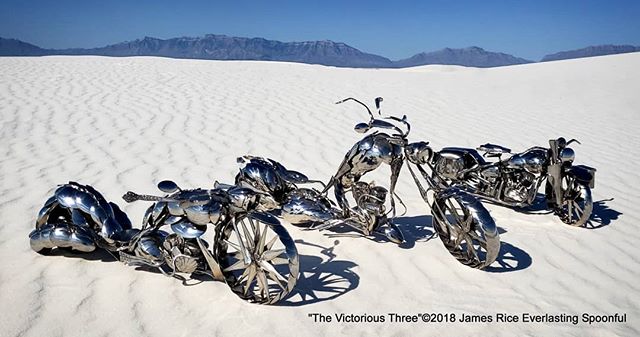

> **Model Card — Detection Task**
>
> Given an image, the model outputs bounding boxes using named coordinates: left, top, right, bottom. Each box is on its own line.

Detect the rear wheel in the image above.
left=215, top=213, right=299, bottom=304
left=431, top=191, right=500, bottom=269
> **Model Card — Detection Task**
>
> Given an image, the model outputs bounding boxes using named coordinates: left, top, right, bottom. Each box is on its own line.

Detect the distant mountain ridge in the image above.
left=541, top=44, right=640, bottom=62
left=59, top=35, right=393, bottom=68
left=1, top=35, right=639, bottom=68
left=0, top=37, right=47, bottom=56
left=0, top=35, right=529, bottom=68
left=394, top=46, right=532, bottom=67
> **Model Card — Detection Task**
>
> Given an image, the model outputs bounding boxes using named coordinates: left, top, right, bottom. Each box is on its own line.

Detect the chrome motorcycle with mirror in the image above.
left=235, top=97, right=501, bottom=269
left=29, top=180, right=299, bottom=304
left=431, top=138, right=596, bottom=227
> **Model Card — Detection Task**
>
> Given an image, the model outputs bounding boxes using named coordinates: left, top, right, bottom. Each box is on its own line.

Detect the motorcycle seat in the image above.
left=476, top=143, right=512, bottom=155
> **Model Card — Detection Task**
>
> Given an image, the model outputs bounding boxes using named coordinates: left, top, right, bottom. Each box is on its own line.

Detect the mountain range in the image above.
left=541, top=45, right=640, bottom=62
left=1, top=35, right=638, bottom=68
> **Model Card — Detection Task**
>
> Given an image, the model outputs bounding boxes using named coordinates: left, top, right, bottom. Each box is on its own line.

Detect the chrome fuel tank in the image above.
left=505, top=147, right=548, bottom=174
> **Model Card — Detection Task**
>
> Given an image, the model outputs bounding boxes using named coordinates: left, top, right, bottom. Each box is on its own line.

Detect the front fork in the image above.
left=546, top=163, right=564, bottom=208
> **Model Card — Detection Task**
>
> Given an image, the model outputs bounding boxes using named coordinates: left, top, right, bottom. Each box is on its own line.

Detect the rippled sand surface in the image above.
left=1, top=54, right=638, bottom=336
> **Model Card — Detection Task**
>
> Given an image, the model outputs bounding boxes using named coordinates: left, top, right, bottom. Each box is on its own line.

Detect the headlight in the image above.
left=405, top=141, right=432, bottom=164
left=560, top=148, right=575, bottom=163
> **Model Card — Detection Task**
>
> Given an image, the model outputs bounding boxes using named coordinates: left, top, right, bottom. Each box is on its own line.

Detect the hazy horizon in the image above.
left=1, top=0, right=639, bottom=60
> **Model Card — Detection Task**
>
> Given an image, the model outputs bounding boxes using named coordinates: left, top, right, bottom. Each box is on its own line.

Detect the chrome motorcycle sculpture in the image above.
left=235, top=97, right=501, bottom=269
left=29, top=180, right=299, bottom=304
left=432, top=138, right=596, bottom=227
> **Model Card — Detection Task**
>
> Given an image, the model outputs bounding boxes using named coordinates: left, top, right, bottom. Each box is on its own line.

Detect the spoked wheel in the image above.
left=557, top=176, right=593, bottom=227
left=214, top=213, right=299, bottom=304
left=431, top=190, right=500, bottom=269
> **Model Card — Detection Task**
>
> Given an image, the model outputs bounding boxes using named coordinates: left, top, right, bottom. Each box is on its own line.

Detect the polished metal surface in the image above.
left=158, top=180, right=180, bottom=193
left=30, top=223, right=96, bottom=253
left=214, top=213, right=299, bottom=304
left=431, top=187, right=500, bottom=269
left=171, top=221, right=207, bottom=238
left=432, top=136, right=595, bottom=227
left=405, top=141, right=433, bottom=165
left=30, top=180, right=300, bottom=304
left=477, top=143, right=512, bottom=155
left=280, top=189, right=336, bottom=225
left=235, top=97, right=501, bottom=269
left=560, top=147, right=576, bottom=163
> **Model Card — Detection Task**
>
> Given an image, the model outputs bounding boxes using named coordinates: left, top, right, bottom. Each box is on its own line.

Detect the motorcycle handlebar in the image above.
left=335, top=97, right=375, bottom=119
left=567, top=138, right=581, bottom=146
left=336, top=97, right=411, bottom=137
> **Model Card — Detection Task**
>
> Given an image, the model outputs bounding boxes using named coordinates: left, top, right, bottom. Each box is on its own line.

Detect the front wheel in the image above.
left=431, top=189, right=500, bottom=269
left=556, top=177, right=593, bottom=227
left=214, top=213, right=299, bottom=304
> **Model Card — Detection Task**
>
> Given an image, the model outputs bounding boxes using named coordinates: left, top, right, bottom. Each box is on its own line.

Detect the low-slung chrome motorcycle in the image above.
left=29, top=180, right=299, bottom=304
left=235, top=97, right=501, bottom=269
left=432, top=138, right=596, bottom=226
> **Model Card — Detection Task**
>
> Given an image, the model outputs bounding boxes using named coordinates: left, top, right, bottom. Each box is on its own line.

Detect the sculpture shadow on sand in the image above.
left=484, top=241, right=532, bottom=273
left=392, top=215, right=436, bottom=249
left=280, top=239, right=359, bottom=306
left=38, top=247, right=118, bottom=262
left=394, top=215, right=531, bottom=272
left=492, top=194, right=621, bottom=230
left=585, top=198, right=622, bottom=229
left=40, top=237, right=361, bottom=305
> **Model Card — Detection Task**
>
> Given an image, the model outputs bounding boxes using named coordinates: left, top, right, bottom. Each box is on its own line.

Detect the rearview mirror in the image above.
left=354, top=122, right=370, bottom=133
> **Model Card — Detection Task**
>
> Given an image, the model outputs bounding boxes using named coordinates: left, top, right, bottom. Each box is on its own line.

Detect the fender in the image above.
left=435, top=187, right=499, bottom=241
left=566, top=165, right=596, bottom=188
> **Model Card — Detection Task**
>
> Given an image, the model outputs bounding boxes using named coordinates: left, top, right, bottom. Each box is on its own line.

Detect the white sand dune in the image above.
left=1, top=53, right=638, bottom=336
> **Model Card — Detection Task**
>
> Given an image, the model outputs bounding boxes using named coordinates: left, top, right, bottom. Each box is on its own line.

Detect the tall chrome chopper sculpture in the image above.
left=236, top=97, right=501, bottom=269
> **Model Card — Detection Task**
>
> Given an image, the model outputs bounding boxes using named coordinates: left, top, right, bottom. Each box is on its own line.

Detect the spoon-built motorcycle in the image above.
left=431, top=138, right=596, bottom=226
left=29, top=180, right=299, bottom=304
left=235, top=97, right=501, bottom=269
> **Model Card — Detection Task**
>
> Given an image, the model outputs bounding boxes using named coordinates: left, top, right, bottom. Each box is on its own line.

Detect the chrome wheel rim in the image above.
left=432, top=196, right=499, bottom=269
left=559, top=177, right=593, bottom=227
left=217, top=215, right=299, bottom=304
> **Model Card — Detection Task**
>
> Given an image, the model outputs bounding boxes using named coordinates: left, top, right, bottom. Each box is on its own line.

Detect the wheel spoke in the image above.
left=257, top=222, right=269, bottom=255
left=453, top=231, right=464, bottom=247
left=224, top=239, right=242, bottom=251
left=571, top=201, right=580, bottom=222
left=259, top=260, right=288, bottom=284
left=265, top=235, right=279, bottom=251
left=224, top=259, right=247, bottom=272
left=240, top=220, right=255, bottom=251
left=256, top=270, right=269, bottom=299
left=265, top=271, right=286, bottom=291
left=468, top=230, right=487, bottom=246
left=249, top=217, right=258, bottom=237
left=269, top=257, right=290, bottom=265
left=243, top=265, right=257, bottom=296
left=446, top=199, right=464, bottom=225
left=574, top=201, right=584, bottom=216
left=463, top=214, right=473, bottom=232
left=433, top=201, right=454, bottom=235
left=229, top=251, right=244, bottom=259
left=464, top=235, right=479, bottom=261
left=567, top=199, right=573, bottom=222
left=262, top=248, right=285, bottom=261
